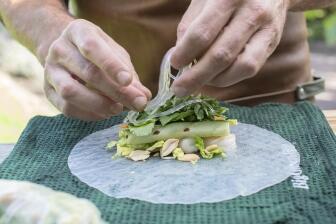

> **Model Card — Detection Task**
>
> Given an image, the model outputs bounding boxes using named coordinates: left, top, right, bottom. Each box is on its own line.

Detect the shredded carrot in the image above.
left=120, top=123, right=128, bottom=129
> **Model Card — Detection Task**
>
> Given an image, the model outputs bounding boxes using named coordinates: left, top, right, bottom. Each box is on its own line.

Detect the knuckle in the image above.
left=79, top=37, right=98, bottom=57
left=241, top=58, right=259, bottom=77
left=178, top=76, right=201, bottom=91
left=100, top=59, right=116, bottom=74
left=50, top=40, right=67, bottom=60
left=82, top=63, right=100, bottom=84
left=209, top=74, right=228, bottom=87
left=115, top=86, right=127, bottom=100
left=209, top=79, right=225, bottom=87
left=189, top=28, right=212, bottom=46
left=67, top=19, right=87, bottom=30
left=252, top=5, right=271, bottom=21
left=211, top=48, right=234, bottom=65
left=59, top=83, right=77, bottom=100
left=245, top=17, right=260, bottom=30
left=177, top=22, right=188, bottom=37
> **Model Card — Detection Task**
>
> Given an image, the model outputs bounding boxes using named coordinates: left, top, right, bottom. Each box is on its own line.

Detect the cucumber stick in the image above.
left=126, top=121, right=230, bottom=145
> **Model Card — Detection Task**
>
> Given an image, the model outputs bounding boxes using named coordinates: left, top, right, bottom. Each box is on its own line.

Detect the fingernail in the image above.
left=173, top=86, right=188, bottom=97
left=170, top=56, right=181, bottom=69
left=133, top=96, right=147, bottom=111
left=116, top=71, right=131, bottom=86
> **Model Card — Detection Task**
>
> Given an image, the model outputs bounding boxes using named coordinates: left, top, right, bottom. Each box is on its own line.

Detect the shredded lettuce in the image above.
left=194, top=136, right=225, bottom=159
left=150, top=140, right=165, bottom=148
left=106, top=141, right=117, bottom=150
left=173, top=148, right=185, bottom=159
left=228, top=119, right=238, bottom=126
left=146, top=140, right=165, bottom=151
left=128, top=121, right=155, bottom=137
left=116, top=144, right=133, bottom=156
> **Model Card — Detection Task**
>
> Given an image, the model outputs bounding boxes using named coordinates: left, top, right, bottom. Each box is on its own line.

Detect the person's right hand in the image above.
left=44, top=19, right=151, bottom=121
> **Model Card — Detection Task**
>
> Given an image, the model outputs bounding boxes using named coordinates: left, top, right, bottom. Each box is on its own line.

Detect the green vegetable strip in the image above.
left=126, top=121, right=230, bottom=145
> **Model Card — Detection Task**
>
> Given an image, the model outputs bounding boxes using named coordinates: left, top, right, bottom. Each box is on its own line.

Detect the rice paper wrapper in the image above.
left=68, top=123, right=300, bottom=204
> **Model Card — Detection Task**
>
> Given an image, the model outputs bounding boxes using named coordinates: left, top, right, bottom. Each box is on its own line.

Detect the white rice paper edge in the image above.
left=68, top=123, right=301, bottom=204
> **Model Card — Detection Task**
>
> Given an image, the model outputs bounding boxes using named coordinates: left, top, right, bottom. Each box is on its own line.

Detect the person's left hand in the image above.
left=170, top=0, right=290, bottom=96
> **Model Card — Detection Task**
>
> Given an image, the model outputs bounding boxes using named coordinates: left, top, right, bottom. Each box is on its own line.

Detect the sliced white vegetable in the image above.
left=178, top=138, right=198, bottom=154
left=204, top=134, right=237, bottom=153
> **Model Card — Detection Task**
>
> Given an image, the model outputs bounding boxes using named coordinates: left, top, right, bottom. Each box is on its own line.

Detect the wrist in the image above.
left=36, top=16, right=74, bottom=64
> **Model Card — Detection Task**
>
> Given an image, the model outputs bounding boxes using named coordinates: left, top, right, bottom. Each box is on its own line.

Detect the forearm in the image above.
left=289, top=0, right=336, bottom=11
left=0, top=0, right=74, bottom=64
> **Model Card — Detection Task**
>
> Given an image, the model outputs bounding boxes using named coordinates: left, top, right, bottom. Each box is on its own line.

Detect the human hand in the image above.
left=44, top=19, right=151, bottom=121
left=171, top=0, right=290, bottom=96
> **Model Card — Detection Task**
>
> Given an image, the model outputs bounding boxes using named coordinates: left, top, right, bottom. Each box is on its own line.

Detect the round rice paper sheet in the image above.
left=68, top=123, right=300, bottom=204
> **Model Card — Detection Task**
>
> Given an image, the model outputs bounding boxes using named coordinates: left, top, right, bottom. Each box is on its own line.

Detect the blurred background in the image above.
left=0, top=8, right=335, bottom=143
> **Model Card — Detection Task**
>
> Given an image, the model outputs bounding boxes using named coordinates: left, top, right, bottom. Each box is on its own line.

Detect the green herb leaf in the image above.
left=159, top=110, right=194, bottom=126
left=129, top=121, right=155, bottom=137
left=194, top=136, right=224, bottom=159
left=129, top=95, right=230, bottom=127
left=106, top=140, right=117, bottom=150
left=194, top=136, right=211, bottom=159
left=173, top=147, right=185, bottom=159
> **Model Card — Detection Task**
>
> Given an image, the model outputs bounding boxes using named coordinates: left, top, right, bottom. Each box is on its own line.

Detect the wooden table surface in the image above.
left=0, top=110, right=335, bottom=165
left=323, top=110, right=336, bottom=133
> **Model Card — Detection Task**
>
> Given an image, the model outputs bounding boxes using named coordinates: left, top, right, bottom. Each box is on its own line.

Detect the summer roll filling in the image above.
left=108, top=95, right=237, bottom=163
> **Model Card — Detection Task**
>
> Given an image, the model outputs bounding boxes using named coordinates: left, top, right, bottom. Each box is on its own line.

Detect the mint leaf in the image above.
left=159, top=110, right=194, bottom=126
left=129, top=95, right=231, bottom=127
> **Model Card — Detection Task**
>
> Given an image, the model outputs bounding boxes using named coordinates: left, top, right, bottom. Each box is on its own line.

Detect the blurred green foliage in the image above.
left=305, top=7, right=336, bottom=45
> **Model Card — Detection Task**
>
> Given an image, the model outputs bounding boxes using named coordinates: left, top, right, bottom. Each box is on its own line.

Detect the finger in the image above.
left=176, top=0, right=206, bottom=42
left=67, top=22, right=133, bottom=87
left=45, top=64, right=123, bottom=116
left=133, top=80, right=152, bottom=100
left=97, top=27, right=152, bottom=99
left=171, top=7, right=263, bottom=96
left=171, top=1, right=238, bottom=69
left=45, top=82, right=109, bottom=121
left=48, top=41, right=148, bottom=111
left=210, top=28, right=280, bottom=87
